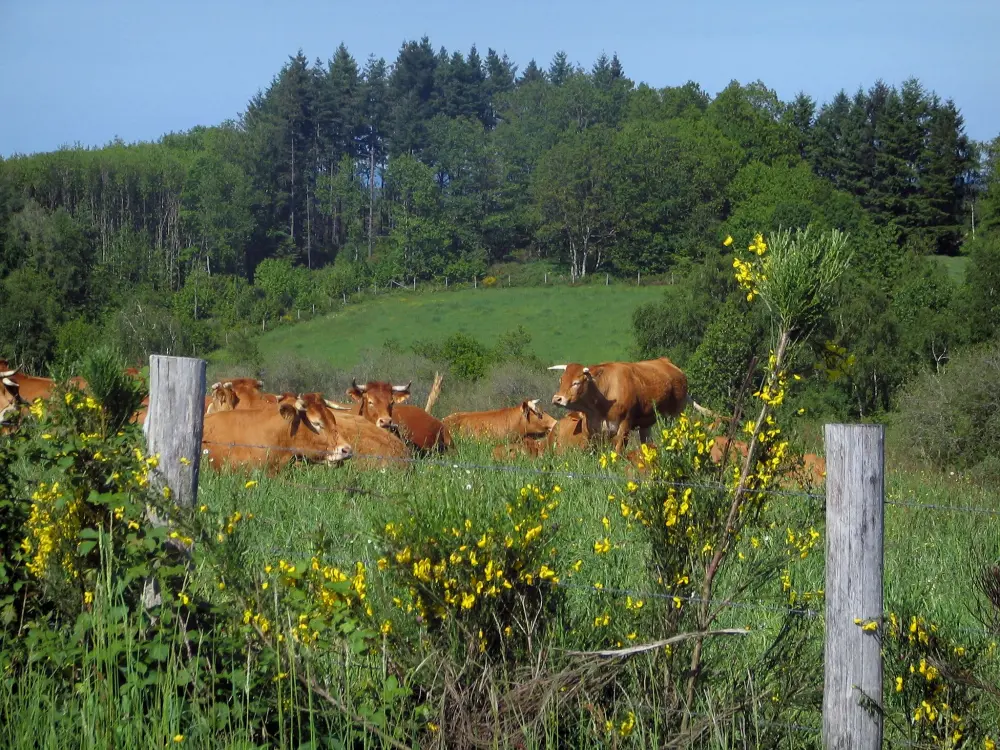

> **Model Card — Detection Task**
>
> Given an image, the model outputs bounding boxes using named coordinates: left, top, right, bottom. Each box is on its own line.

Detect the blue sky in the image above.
left=2, top=0, right=998, bottom=157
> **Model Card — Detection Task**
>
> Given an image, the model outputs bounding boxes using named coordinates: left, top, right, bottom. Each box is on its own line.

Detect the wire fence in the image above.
left=200, top=432, right=1000, bottom=650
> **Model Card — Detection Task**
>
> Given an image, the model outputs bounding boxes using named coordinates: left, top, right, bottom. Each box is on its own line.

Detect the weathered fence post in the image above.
left=823, top=423, right=885, bottom=749
left=474, top=276, right=477, bottom=289
left=141, top=355, right=206, bottom=609
left=413, top=276, right=416, bottom=291
left=144, top=355, right=206, bottom=509
left=637, top=271, right=641, bottom=286
left=606, top=273, right=609, bottom=286
left=544, top=272, right=547, bottom=284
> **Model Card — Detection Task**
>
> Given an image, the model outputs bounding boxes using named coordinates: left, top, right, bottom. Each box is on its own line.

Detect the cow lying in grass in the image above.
left=444, top=399, right=557, bottom=444
left=345, top=379, right=451, bottom=453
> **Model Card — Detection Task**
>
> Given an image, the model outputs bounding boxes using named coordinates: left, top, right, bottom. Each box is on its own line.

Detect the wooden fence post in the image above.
left=823, top=423, right=885, bottom=749
left=144, top=355, right=206, bottom=510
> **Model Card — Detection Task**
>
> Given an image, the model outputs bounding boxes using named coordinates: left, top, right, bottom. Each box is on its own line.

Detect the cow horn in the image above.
left=0, top=369, right=17, bottom=378
left=582, top=367, right=591, bottom=374
left=351, top=378, right=367, bottom=394
left=391, top=381, right=411, bottom=393
left=324, top=399, right=353, bottom=411
left=2, top=377, right=16, bottom=388
left=547, top=365, right=568, bottom=371
left=294, top=396, right=307, bottom=411
left=210, top=381, right=222, bottom=391
left=223, top=381, right=233, bottom=389
left=528, top=398, right=540, bottom=413
left=257, top=379, right=264, bottom=388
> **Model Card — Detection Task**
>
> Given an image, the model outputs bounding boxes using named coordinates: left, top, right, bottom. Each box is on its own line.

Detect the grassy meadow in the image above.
left=226, top=284, right=668, bottom=371
left=6, top=287, right=1000, bottom=749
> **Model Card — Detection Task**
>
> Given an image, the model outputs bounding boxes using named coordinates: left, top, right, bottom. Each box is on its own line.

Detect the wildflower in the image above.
left=173, top=736, right=184, bottom=744
left=461, top=592, right=475, bottom=609
left=723, top=235, right=734, bottom=247
left=594, top=538, right=611, bottom=555
left=84, top=591, right=94, bottom=604
left=245, top=480, right=258, bottom=489
left=179, top=457, right=191, bottom=465
left=626, top=481, right=638, bottom=493
left=895, top=676, right=903, bottom=692
left=380, top=620, right=392, bottom=636
left=217, top=581, right=226, bottom=591
left=179, top=593, right=190, bottom=606
left=594, top=613, right=610, bottom=627
left=427, top=723, right=440, bottom=733
left=619, top=711, right=636, bottom=738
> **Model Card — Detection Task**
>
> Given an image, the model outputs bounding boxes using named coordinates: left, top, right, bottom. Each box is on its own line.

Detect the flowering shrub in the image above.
left=377, top=482, right=564, bottom=659
left=878, top=609, right=995, bottom=748
left=482, top=275, right=498, bottom=287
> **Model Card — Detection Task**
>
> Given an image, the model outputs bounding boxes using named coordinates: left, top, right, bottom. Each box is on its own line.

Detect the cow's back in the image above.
left=393, top=404, right=450, bottom=452
left=599, top=358, right=687, bottom=420
left=202, top=409, right=295, bottom=472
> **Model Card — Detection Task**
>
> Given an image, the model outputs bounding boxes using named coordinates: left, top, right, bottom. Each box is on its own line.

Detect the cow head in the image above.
left=207, top=381, right=239, bottom=414
left=347, top=379, right=411, bottom=430
left=519, top=399, right=557, bottom=436
left=549, top=364, right=595, bottom=409
left=0, top=373, right=24, bottom=424
left=278, top=394, right=353, bottom=464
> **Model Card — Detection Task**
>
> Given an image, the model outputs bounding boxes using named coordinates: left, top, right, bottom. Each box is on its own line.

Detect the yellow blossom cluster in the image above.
left=730, top=233, right=768, bottom=301
left=20, top=482, right=82, bottom=579
left=883, top=611, right=984, bottom=747
left=252, top=557, right=370, bottom=648
left=381, top=483, right=562, bottom=636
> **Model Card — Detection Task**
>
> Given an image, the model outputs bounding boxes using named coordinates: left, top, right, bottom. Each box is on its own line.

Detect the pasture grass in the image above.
left=184, top=423, right=1000, bottom=746
left=219, top=285, right=669, bottom=372
left=5, top=415, right=999, bottom=747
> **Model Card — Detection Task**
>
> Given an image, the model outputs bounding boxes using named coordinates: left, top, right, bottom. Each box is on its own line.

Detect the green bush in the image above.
left=894, top=340, right=1000, bottom=470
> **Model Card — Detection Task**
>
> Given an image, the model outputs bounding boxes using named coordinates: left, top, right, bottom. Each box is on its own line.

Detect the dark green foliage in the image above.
left=79, top=347, right=148, bottom=432
left=962, top=235, right=1000, bottom=343
left=895, top=340, right=1000, bottom=472
left=685, top=298, right=764, bottom=410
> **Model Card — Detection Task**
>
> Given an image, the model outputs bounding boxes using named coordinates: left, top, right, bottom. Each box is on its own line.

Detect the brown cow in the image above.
left=494, top=411, right=591, bottom=460
left=1, top=373, right=26, bottom=427
left=202, top=396, right=353, bottom=474
left=205, top=378, right=278, bottom=415
left=294, top=393, right=410, bottom=468
left=549, top=358, right=693, bottom=453
left=443, top=400, right=557, bottom=443
left=345, top=379, right=451, bottom=452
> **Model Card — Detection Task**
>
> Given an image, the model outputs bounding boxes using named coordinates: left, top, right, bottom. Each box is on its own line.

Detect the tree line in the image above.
left=0, top=38, right=997, bottom=415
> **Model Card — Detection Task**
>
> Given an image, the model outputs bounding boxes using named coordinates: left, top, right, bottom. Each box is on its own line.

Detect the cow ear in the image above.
left=347, top=379, right=365, bottom=401
left=526, top=398, right=542, bottom=417
left=279, top=403, right=298, bottom=423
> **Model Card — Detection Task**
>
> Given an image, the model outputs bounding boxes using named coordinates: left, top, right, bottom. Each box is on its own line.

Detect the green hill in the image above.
left=239, top=285, right=669, bottom=369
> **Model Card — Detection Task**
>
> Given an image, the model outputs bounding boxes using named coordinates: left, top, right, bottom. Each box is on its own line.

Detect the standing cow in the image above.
left=549, top=357, right=692, bottom=453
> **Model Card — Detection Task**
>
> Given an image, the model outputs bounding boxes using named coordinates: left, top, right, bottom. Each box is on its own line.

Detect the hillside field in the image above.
left=234, top=285, right=669, bottom=370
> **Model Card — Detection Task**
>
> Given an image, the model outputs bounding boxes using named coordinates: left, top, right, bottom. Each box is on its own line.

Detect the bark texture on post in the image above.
left=823, top=423, right=885, bottom=750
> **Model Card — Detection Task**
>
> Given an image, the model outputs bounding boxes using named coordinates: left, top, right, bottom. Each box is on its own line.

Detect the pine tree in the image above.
left=361, top=55, right=390, bottom=256
left=548, top=51, right=571, bottom=86
left=609, top=53, right=625, bottom=81
left=518, top=59, right=546, bottom=85
left=783, top=92, right=815, bottom=161
left=389, top=37, right=439, bottom=156
left=920, top=96, right=972, bottom=253
left=484, top=48, right=516, bottom=128
left=592, top=53, right=612, bottom=89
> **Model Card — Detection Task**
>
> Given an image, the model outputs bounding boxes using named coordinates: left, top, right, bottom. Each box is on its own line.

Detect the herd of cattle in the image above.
left=0, top=355, right=825, bottom=484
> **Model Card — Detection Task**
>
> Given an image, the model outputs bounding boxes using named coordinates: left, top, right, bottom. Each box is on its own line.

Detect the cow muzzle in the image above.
left=326, top=444, right=353, bottom=464
left=551, top=394, right=568, bottom=407
left=376, top=417, right=394, bottom=429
